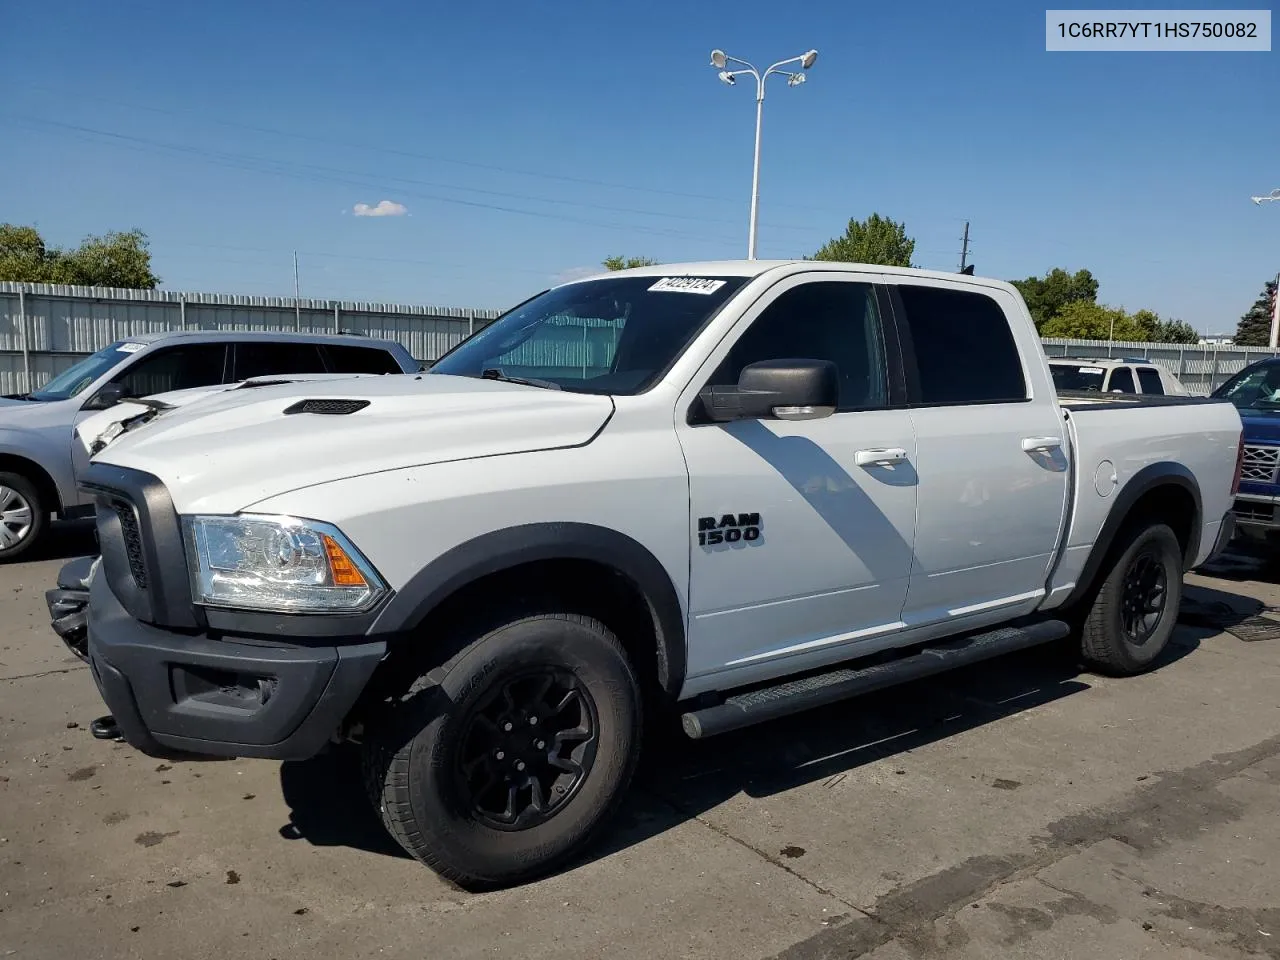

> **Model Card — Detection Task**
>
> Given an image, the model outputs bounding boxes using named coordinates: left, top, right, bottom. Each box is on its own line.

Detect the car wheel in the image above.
left=1080, top=522, right=1183, bottom=676
left=0, top=472, right=45, bottom=563
left=363, top=610, right=642, bottom=890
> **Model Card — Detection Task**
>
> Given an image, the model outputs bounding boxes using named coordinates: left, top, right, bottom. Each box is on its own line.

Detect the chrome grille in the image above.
left=1241, top=445, right=1280, bottom=484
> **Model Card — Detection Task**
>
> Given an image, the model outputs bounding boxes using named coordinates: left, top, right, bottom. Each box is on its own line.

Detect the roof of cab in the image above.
left=111, top=330, right=405, bottom=349
left=560, top=259, right=1018, bottom=291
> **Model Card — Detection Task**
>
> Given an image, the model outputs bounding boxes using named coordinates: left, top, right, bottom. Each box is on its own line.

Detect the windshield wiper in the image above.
left=480, top=368, right=561, bottom=390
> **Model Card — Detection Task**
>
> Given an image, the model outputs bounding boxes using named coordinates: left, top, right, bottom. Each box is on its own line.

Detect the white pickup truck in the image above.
left=47, top=261, right=1242, bottom=890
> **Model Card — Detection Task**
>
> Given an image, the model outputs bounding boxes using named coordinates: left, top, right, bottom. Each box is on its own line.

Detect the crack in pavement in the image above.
left=767, top=732, right=1280, bottom=959
left=0, top=665, right=88, bottom=683
left=640, top=784, right=873, bottom=918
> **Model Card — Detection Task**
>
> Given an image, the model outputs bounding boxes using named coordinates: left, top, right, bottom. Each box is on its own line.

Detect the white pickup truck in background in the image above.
left=50, top=260, right=1242, bottom=890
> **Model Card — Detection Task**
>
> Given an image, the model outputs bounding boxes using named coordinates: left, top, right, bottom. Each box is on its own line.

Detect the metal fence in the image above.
left=1, top=281, right=1273, bottom=396
left=0, top=281, right=502, bottom=394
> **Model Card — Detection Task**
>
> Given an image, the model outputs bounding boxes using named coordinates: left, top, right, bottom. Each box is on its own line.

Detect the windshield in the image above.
left=1050, top=362, right=1107, bottom=392
left=429, top=275, right=748, bottom=394
left=30, top=342, right=136, bottom=401
left=1212, top=361, right=1280, bottom=414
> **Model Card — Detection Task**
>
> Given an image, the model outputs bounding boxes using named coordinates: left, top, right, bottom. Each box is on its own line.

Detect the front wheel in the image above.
left=1080, top=522, right=1183, bottom=676
left=0, top=472, right=45, bottom=563
left=363, top=611, right=642, bottom=890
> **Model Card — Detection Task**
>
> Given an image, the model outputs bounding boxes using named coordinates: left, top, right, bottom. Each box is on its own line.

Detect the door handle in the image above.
left=855, top=447, right=908, bottom=467
left=1021, top=436, right=1063, bottom=453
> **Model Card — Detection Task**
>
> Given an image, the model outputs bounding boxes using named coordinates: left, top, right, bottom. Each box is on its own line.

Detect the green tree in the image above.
left=0, top=224, right=159, bottom=288
left=602, top=256, right=659, bottom=271
left=1041, top=301, right=1142, bottom=340
left=1041, top=301, right=1199, bottom=344
left=1010, top=268, right=1099, bottom=330
left=1235, top=279, right=1277, bottom=347
left=810, top=213, right=915, bottom=267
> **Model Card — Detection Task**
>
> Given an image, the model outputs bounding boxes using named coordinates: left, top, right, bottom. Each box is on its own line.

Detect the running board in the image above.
left=680, top=620, right=1070, bottom=739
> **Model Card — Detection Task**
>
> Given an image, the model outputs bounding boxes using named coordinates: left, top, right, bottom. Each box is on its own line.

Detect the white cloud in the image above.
left=352, top=200, right=408, bottom=217
left=554, top=265, right=600, bottom=284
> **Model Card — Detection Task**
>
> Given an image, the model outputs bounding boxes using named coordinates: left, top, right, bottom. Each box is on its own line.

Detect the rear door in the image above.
left=886, top=279, right=1069, bottom=626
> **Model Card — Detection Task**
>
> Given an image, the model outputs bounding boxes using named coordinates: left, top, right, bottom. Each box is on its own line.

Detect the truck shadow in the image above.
left=18, top=519, right=97, bottom=564
left=274, top=634, right=1202, bottom=869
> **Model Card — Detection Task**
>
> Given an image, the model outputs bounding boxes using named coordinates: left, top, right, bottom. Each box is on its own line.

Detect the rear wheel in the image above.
left=362, top=610, right=642, bottom=890
left=0, top=472, right=45, bottom=563
left=1080, top=522, right=1183, bottom=676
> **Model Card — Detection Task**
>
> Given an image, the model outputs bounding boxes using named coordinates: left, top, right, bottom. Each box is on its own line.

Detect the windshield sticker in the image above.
left=1078, top=366, right=1104, bottom=374
left=116, top=342, right=145, bottom=354
left=648, top=277, right=727, bottom=295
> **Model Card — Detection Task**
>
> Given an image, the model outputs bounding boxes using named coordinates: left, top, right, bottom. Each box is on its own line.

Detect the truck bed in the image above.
left=1057, top=391, right=1231, bottom=410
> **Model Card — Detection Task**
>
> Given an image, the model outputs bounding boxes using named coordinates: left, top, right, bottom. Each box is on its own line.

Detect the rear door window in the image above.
left=1108, top=367, right=1137, bottom=393
left=322, top=344, right=403, bottom=374
left=1136, top=366, right=1164, bottom=394
left=232, top=342, right=326, bottom=380
left=895, top=284, right=1026, bottom=405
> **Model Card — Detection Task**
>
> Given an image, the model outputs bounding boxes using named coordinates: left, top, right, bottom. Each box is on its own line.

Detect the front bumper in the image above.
left=1232, top=493, right=1280, bottom=537
left=68, top=563, right=386, bottom=760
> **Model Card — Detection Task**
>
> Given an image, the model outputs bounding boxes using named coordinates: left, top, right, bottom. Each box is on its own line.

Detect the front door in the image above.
left=676, top=274, right=918, bottom=688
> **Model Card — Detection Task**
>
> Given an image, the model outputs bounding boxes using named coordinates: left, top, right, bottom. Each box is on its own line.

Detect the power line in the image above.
left=19, top=83, right=842, bottom=214
left=6, top=114, right=748, bottom=246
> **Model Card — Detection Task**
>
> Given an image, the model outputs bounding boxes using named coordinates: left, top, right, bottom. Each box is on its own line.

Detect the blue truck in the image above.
left=1213, top=357, right=1280, bottom=543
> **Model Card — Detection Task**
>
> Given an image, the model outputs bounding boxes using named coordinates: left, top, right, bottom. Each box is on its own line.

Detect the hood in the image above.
left=94, top=373, right=615, bottom=514
left=76, top=373, right=381, bottom=455
left=0, top=396, right=30, bottom=408
left=1239, top=412, right=1280, bottom=444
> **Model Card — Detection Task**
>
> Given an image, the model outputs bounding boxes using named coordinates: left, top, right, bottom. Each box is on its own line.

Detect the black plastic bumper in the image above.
left=1204, top=510, right=1236, bottom=564
left=46, top=556, right=96, bottom=663
left=80, top=566, right=386, bottom=761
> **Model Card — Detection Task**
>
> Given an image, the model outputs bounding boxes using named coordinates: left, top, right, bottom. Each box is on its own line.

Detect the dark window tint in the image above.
left=1137, top=367, right=1164, bottom=394
left=1109, top=367, right=1136, bottom=393
left=707, top=281, right=888, bottom=411
left=111, top=344, right=227, bottom=398
left=233, top=342, right=326, bottom=380
left=323, top=344, right=403, bottom=374
left=897, top=285, right=1026, bottom=405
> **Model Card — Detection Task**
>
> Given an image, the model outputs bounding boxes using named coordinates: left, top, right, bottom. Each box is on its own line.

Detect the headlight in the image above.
left=184, top=514, right=387, bottom=614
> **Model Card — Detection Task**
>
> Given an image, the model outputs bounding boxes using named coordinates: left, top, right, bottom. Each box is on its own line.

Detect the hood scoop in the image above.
left=283, top=398, right=371, bottom=416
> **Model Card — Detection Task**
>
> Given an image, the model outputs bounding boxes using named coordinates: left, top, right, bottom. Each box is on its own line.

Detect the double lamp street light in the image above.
left=709, top=47, right=818, bottom=260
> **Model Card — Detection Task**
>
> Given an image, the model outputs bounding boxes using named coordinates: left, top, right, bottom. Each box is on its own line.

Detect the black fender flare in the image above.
left=368, top=522, right=687, bottom=698
left=1063, top=461, right=1202, bottom=609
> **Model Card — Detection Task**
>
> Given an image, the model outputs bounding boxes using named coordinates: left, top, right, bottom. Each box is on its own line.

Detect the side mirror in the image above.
left=698, top=359, right=838, bottom=423
left=85, top=382, right=129, bottom=410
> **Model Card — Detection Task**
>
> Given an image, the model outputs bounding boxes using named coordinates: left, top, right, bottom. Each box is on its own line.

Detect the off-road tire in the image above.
left=0, top=471, right=46, bottom=563
left=1080, top=522, right=1183, bottom=676
left=362, top=610, right=642, bottom=890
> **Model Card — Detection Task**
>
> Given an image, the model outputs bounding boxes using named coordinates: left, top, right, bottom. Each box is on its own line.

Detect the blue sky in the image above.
left=2, top=0, right=1277, bottom=332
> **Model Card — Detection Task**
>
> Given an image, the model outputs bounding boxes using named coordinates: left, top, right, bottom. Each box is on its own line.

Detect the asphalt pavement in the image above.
left=3, top=522, right=1280, bottom=959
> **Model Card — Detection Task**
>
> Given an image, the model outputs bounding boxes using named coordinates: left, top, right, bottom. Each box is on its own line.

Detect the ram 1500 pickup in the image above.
left=47, top=260, right=1243, bottom=890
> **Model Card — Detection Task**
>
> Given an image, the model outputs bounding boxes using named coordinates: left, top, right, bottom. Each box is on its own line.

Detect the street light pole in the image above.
left=710, top=48, right=818, bottom=260
left=1251, top=189, right=1280, bottom=347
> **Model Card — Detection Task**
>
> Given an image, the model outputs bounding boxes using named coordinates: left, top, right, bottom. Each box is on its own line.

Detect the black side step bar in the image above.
left=680, top=620, right=1070, bottom=739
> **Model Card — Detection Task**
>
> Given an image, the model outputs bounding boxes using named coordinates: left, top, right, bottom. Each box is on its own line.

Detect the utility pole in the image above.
left=958, top=221, right=971, bottom=272
left=293, top=251, right=301, bottom=329
left=1271, top=271, right=1280, bottom=350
